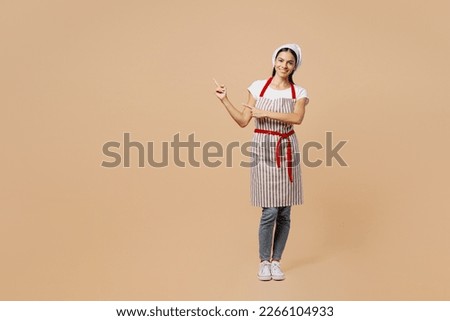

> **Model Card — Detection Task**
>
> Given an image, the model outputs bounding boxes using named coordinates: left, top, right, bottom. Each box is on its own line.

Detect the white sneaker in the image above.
left=257, top=261, right=272, bottom=281
left=271, top=261, right=285, bottom=281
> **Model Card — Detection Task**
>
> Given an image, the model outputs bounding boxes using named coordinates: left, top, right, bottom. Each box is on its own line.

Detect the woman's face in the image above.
left=274, top=51, right=296, bottom=77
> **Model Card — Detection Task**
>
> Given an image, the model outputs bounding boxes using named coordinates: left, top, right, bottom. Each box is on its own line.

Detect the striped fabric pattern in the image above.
left=250, top=97, right=303, bottom=207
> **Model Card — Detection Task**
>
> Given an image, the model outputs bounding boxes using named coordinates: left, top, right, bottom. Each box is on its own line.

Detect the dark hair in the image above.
left=271, top=48, right=297, bottom=84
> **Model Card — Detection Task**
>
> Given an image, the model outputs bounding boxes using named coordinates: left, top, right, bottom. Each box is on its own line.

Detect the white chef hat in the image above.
left=272, top=43, right=302, bottom=70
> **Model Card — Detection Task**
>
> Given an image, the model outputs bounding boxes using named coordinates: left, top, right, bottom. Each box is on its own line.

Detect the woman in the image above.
left=215, top=44, right=310, bottom=281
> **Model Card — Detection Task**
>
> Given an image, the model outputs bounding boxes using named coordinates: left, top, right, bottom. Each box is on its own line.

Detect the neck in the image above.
left=271, top=74, right=290, bottom=87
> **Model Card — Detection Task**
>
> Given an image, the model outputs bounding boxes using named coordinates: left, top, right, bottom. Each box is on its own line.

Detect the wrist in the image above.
left=221, top=97, right=230, bottom=105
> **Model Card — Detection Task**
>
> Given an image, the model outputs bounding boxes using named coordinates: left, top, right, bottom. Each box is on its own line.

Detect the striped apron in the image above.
left=250, top=77, right=303, bottom=207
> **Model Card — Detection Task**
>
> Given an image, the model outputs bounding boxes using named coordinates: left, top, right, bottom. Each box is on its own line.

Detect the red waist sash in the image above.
left=254, top=128, right=295, bottom=183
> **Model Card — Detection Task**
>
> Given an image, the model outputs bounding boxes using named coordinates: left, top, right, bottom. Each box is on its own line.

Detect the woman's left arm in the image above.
left=243, top=97, right=309, bottom=125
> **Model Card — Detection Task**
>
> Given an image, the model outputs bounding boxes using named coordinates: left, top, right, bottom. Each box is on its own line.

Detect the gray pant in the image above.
left=259, top=206, right=291, bottom=261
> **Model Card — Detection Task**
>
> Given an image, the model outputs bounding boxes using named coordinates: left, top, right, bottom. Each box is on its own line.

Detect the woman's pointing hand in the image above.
left=213, top=78, right=227, bottom=101
left=242, top=103, right=267, bottom=119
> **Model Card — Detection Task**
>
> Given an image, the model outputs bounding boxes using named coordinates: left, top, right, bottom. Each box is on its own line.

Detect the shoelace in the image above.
left=271, top=263, right=283, bottom=275
left=260, top=262, right=271, bottom=273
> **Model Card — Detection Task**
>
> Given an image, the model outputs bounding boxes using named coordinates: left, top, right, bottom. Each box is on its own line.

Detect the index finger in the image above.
left=213, top=78, right=221, bottom=87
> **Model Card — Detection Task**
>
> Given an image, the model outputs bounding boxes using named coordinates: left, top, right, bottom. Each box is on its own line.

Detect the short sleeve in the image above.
left=247, top=80, right=262, bottom=100
left=296, top=86, right=310, bottom=105
left=297, top=87, right=308, bottom=99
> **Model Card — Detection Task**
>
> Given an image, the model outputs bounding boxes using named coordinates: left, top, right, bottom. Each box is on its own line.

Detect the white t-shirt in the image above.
left=247, top=79, right=309, bottom=103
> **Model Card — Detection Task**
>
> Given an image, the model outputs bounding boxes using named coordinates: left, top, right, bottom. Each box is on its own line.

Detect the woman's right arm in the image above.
left=215, top=83, right=254, bottom=128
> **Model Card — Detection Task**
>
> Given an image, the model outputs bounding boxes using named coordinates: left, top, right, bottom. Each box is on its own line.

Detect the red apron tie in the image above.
left=254, top=128, right=295, bottom=183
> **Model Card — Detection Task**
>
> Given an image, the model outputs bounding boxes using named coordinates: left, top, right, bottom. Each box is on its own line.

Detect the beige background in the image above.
left=1, top=0, right=449, bottom=300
